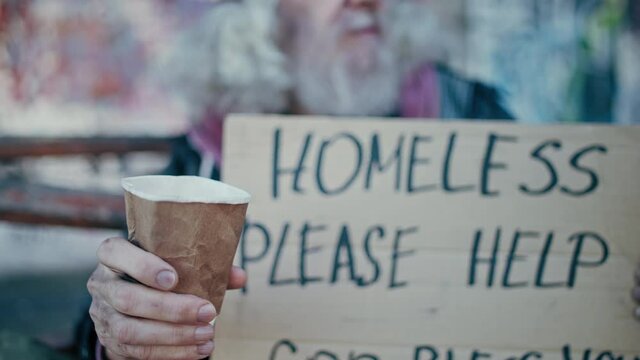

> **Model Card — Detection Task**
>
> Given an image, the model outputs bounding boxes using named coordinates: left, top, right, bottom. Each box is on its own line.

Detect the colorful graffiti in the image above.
left=0, top=0, right=638, bottom=124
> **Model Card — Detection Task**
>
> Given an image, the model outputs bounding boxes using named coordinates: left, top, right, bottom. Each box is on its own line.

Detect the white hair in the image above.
left=155, top=0, right=444, bottom=120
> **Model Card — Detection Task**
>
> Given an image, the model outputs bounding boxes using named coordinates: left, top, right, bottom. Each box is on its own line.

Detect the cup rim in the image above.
left=121, top=175, right=251, bottom=204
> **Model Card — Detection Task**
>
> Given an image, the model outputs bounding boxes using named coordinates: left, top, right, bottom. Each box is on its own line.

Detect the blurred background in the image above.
left=0, top=0, right=638, bottom=355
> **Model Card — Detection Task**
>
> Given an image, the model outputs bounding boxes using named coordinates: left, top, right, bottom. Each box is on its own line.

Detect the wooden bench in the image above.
left=0, top=136, right=172, bottom=229
left=0, top=137, right=172, bottom=159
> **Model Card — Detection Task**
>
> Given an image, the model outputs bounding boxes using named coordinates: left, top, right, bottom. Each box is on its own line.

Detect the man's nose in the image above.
left=345, top=0, right=381, bottom=12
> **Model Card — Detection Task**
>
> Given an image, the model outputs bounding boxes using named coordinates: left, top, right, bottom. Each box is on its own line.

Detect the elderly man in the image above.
left=83, top=0, right=640, bottom=359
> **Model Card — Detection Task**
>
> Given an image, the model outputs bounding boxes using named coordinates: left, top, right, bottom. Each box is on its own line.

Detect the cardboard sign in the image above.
left=219, top=115, right=640, bottom=360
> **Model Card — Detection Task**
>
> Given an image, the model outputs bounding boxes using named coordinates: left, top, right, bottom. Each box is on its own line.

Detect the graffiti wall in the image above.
left=1, top=0, right=638, bottom=128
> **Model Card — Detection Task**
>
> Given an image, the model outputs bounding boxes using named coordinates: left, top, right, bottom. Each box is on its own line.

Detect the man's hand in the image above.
left=87, top=237, right=247, bottom=360
left=634, top=263, right=640, bottom=321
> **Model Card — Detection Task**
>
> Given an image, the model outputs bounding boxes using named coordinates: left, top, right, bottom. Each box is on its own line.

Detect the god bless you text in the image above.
left=268, top=340, right=640, bottom=360
left=238, top=127, right=611, bottom=293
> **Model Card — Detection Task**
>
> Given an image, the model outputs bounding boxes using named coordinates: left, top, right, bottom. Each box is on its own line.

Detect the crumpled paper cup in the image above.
left=121, top=175, right=250, bottom=313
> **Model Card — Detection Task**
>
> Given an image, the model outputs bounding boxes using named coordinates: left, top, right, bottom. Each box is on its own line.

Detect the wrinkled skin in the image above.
left=87, top=237, right=246, bottom=360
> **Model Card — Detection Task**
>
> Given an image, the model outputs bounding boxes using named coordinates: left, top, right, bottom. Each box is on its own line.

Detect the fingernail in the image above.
left=197, top=340, right=214, bottom=355
left=197, top=303, right=216, bottom=323
left=195, top=326, right=214, bottom=341
left=155, top=270, right=176, bottom=289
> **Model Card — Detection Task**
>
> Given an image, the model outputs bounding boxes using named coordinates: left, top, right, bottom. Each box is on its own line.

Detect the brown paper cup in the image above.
left=121, top=175, right=250, bottom=314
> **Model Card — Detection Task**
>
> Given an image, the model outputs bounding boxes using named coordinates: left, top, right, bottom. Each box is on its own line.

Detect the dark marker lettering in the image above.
left=535, top=232, right=565, bottom=288
left=595, top=352, right=621, bottom=360
left=481, top=133, right=517, bottom=197
left=562, top=344, right=573, bottom=360
left=270, top=223, right=297, bottom=286
left=407, top=135, right=436, bottom=193
left=365, top=133, right=405, bottom=192
left=272, top=128, right=313, bottom=199
left=521, top=352, right=543, bottom=360
left=316, top=133, right=364, bottom=196
left=240, top=220, right=271, bottom=294
left=567, top=232, right=609, bottom=288
left=446, top=349, right=454, bottom=360
left=389, top=226, right=418, bottom=289
left=330, top=225, right=363, bottom=284
left=560, top=145, right=607, bottom=197
left=311, top=351, right=339, bottom=360
left=468, top=228, right=501, bottom=287
left=358, top=226, right=385, bottom=287
left=414, top=345, right=439, bottom=360
left=269, top=339, right=297, bottom=360
left=520, top=140, right=561, bottom=195
left=502, top=231, right=537, bottom=288
left=299, top=223, right=326, bottom=286
left=471, top=350, right=492, bottom=360
left=350, top=352, right=379, bottom=360
left=442, top=132, right=475, bottom=193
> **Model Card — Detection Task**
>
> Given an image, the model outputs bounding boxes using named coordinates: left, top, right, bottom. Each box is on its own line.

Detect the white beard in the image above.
left=291, top=16, right=402, bottom=117
left=156, top=0, right=442, bottom=120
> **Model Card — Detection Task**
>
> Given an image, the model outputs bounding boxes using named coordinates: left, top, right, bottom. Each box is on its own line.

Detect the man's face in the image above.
left=280, top=0, right=383, bottom=65
left=279, top=0, right=400, bottom=116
